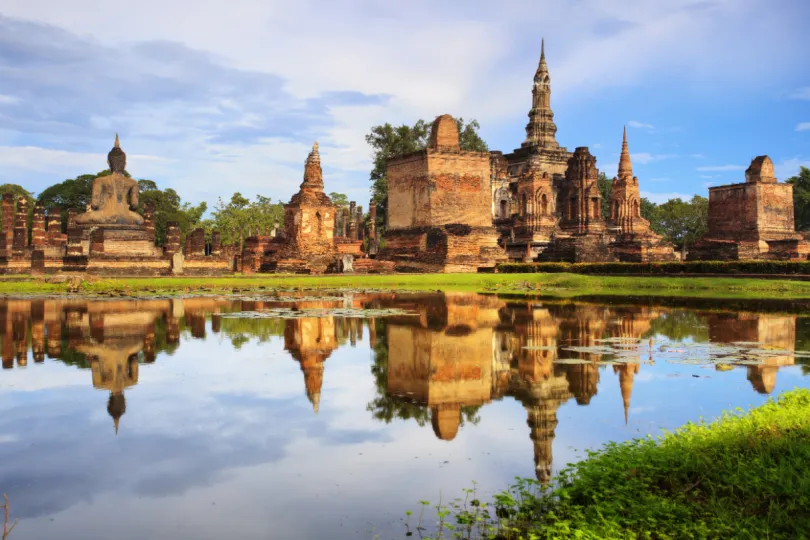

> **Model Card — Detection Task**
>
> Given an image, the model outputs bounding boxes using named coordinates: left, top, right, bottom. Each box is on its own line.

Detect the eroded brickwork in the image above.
left=689, top=156, right=810, bottom=261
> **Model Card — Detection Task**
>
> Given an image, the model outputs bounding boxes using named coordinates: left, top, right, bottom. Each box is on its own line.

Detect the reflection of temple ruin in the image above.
left=708, top=312, right=797, bottom=394
left=284, top=315, right=339, bottom=413
left=380, top=294, right=663, bottom=483
left=0, top=297, right=231, bottom=432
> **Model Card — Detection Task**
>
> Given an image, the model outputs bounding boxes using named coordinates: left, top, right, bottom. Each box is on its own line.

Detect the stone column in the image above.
left=13, top=197, right=28, bottom=252
left=1, top=194, right=14, bottom=252
left=211, top=231, right=222, bottom=256
left=66, top=227, right=83, bottom=256
left=165, top=222, right=181, bottom=256
left=334, top=211, right=341, bottom=238
left=369, top=201, right=377, bottom=241
left=67, top=209, right=77, bottom=228
left=89, top=228, right=104, bottom=255
left=47, top=211, right=63, bottom=247
left=185, top=228, right=205, bottom=257
left=32, top=202, right=46, bottom=247
left=144, top=201, right=155, bottom=242
left=356, top=206, right=364, bottom=241
left=342, top=208, right=349, bottom=238
left=31, top=250, right=45, bottom=275
left=348, top=202, right=357, bottom=240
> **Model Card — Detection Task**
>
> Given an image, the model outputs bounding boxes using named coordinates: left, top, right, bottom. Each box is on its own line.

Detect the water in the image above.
left=0, top=292, right=808, bottom=539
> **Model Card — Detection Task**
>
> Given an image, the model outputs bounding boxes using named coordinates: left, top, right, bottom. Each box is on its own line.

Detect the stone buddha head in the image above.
left=107, top=133, right=126, bottom=174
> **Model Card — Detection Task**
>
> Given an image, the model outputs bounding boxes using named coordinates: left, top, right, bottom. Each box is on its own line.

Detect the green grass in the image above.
left=3, top=272, right=810, bottom=300
left=406, top=388, right=810, bottom=539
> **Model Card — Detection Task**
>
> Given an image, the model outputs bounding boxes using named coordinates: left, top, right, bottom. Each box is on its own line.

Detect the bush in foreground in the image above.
left=405, top=388, right=810, bottom=539
left=497, top=261, right=810, bottom=275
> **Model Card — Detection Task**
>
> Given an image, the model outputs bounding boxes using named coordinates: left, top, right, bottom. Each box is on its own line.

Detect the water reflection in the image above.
left=0, top=293, right=807, bottom=539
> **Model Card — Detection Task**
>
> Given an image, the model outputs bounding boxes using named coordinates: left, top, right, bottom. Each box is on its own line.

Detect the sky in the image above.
left=0, top=0, right=808, bottom=210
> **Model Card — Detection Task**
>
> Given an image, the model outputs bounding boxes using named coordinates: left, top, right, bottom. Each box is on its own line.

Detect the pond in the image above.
left=0, top=292, right=808, bottom=539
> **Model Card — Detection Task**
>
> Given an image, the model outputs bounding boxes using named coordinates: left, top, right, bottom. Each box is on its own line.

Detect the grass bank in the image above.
left=407, top=388, right=810, bottom=540
left=4, top=272, right=810, bottom=299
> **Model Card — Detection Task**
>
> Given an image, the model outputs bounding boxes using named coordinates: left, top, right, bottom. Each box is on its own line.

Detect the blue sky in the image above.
left=0, top=0, right=808, bottom=209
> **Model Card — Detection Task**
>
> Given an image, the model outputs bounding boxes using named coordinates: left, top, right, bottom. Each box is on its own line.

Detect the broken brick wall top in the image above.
left=387, top=149, right=492, bottom=230
left=745, top=155, right=776, bottom=184
left=429, top=115, right=460, bottom=152
left=707, top=182, right=797, bottom=240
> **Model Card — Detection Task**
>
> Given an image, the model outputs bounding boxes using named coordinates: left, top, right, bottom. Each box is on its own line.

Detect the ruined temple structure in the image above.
left=242, top=142, right=393, bottom=274
left=0, top=135, right=232, bottom=276
left=379, top=41, right=676, bottom=265
left=380, top=115, right=506, bottom=272
left=688, top=156, right=810, bottom=261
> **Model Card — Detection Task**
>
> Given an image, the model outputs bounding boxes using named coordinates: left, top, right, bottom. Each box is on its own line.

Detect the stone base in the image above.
left=610, top=235, right=679, bottom=263
left=688, top=237, right=810, bottom=261
left=381, top=225, right=506, bottom=273
left=83, top=226, right=163, bottom=258
left=537, top=233, right=616, bottom=263
left=182, top=256, right=233, bottom=276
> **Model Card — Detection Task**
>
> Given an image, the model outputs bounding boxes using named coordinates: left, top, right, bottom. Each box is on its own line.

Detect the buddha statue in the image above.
left=75, top=134, right=144, bottom=226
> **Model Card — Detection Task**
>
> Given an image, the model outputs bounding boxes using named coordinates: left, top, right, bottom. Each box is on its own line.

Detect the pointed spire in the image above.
left=618, top=125, right=633, bottom=180
left=114, top=416, right=120, bottom=435
left=114, top=133, right=120, bottom=148
left=537, top=38, right=548, bottom=75
left=301, top=140, right=324, bottom=189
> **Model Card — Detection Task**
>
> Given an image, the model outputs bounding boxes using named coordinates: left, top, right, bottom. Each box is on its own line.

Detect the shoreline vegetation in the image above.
left=404, top=389, right=810, bottom=540
left=3, top=272, right=810, bottom=300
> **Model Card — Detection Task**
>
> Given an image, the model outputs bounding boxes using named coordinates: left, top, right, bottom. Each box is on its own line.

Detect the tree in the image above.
left=649, top=195, right=708, bottom=255
left=597, top=173, right=612, bottom=219
left=787, top=166, right=810, bottom=231
left=640, top=198, right=657, bottom=221
left=137, top=185, right=207, bottom=246
left=328, top=192, right=349, bottom=208
left=0, top=184, right=34, bottom=201
left=366, top=117, right=487, bottom=236
left=210, top=192, right=285, bottom=247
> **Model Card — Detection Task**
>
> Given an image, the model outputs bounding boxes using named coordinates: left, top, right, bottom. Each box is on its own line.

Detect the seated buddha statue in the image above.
left=75, top=134, right=144, bottom=226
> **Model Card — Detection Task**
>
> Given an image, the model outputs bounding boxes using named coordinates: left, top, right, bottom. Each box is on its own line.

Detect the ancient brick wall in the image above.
left=708, top=183, right=796, bottom=241
left=428, top=151, right=492, bottom=227
left=388, top=152, right=432, bottom=229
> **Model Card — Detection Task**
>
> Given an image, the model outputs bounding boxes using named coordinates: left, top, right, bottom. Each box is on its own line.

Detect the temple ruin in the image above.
left=0, top=136, right=233, bottom=276
left=688, top=155, right=810, bottom=261
left=380, top=41, right=678, bottom=270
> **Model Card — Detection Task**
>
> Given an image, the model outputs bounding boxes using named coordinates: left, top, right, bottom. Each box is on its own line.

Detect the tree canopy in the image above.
left=787, top=166, right=810, bottom=231
left=208, top=192, right=285, bottom=247
left=366, top=117, right=487, bottom=235
left=648, top=195, right=708, bottom=253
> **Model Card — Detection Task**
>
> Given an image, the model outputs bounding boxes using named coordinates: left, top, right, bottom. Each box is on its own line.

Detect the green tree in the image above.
left=0, top=183, right=35, bottom=201
left=211, top=192, right=284, bottom=247
left=328, top=192, right=349, bottom=208
left=598, top=172, right=612, bottom=219
left=787, top=166, right=810, bottom=231
left=365, top=118, right=487, bottom=236
left=649, top=195, right=708, bottom=255
left=137, top=185, right=207, bottom=246
left=640, top=198, right=657, bottom=221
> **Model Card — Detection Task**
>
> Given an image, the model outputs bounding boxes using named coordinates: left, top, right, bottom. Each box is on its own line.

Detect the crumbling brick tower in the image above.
left=608, top=127, right=677, bottom=262
left=381, top=114, right=505, bottom=272
left=500, top=40, right=572, bottom=260
left=274, top=142, right=338, bottom=273
left=688, top=156, right=810, bottom=261
left=537, top=147, right=614, bottom=262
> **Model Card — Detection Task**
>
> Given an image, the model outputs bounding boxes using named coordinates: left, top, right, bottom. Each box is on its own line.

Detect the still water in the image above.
left=0, top=292, right=808, bottom=539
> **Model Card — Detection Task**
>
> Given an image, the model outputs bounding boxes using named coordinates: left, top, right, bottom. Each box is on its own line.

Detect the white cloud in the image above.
left=796, top=122, right=810, bottom=132
left=700, top=174, right=715, bottom=179
left=696, top=164, right=745, bottom=172
left=789, top=87, right=810, bottom=100
left=689, top=153, right=704, bottom=159
left=632, top=153, right=677, bottom=164
left=0, top=0, right=808, bottom=201
left=0, top=95, right=19, bottom=105
left=773, top=157, right=810, bottom=180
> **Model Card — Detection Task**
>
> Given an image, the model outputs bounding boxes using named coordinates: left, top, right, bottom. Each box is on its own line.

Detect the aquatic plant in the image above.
left=403, top=388, right=810, bottom=539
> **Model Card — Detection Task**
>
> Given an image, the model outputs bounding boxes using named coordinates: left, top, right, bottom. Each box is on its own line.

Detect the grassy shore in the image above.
left=407, top=388, right=810, bottom=540
left=3, top=272, right=810, bottom=299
